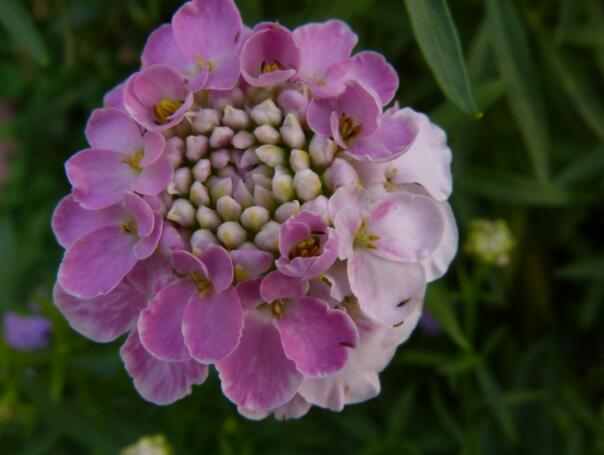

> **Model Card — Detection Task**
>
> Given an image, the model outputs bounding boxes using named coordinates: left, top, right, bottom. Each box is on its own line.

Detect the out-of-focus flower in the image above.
left=121, top=434, right=173, bottom=455
left=2, top=312, right=51, bottom=351
left=465, top=219, right=515, bottom=267
left=51, top=0, right=458, bottom=419
left=418, top=310, right=442, bottom=335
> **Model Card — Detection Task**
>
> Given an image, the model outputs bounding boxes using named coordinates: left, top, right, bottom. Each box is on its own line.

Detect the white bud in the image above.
left=240, top=205, right=270, bottom=231
left=196, top=206, right=221, bottom=230
left=289, top=149, right=310, bottom=172
left=272, top=173, right=295, bottom=203
left=309, top=135, right=337, bottom=168
left=301, top=195, right=329, bottom=224
left=190, top=229, right=218, bottom=256
left=216, top=165, right=238, bottom=180
left=192, top=159, right=212, bottom=182
left=189, top=181, right=210, bottom=207
left=240, top=147, right=260, bottom=168
left=233, top=180, right=254, bottom=208
left=210, top=177, right=233, bottom=202
left=274, top=201, right=301, bottom=223
left=231, top=130, right=255, bottom=150
left=254, top=221, right=281, bottom=252
left=250, top=99, right=282, bottom=126
left=253, top=184, right=275, bottom=211
left=210, top=148, right=230, bottom=169
left=254, top=124, right=281, bottom=145
left=277, top=89, right=309, bottom=124
left=167, top=198, right=196, bottom=227
left=252, top=173, right=272, bottom=190
left=192, top=108, right=222, bottom=134
left=210, top=87, right=245, bottom=109
left=174, top=167, right=193, bottom=195
left=324, top=157, right=360, bottom=192
left=222, top=105, right=250, bottom=130
left=207, top=176, right=220, bottom=189
left=294, top=169, right=322, bottom=201
left=280, top=113, right=306, bottom=149
left=238, top=241, right=258, bottom=250
left=165, top=137, right=185, bottom=168
left=185, top=135, right=208, bottom=161
left=255, top=144, right=285, bottom=167
left=216, top=196, right=242, bottom=221
left=209, top=126, right=234, bottom=148
left=217, top=221, right=247, bottom=249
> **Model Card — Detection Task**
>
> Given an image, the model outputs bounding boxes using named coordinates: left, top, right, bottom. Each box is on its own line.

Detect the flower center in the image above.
left=120, top=219, right=137, bottom=235
left=196, top=55, right=215, bottom=72
left=290, top=236, right=322, bottom=259
left=353, top=220, right=379, bottom=249
left=191, top=271, right=212, bottom=295
left=121, top=150, right=144, bottom=172
left=154, top=98, right=183, bottom=124
left=339, top=113, right=362, bottom=142
left=261, top=60, right=285, bottom=74
left=272, top=298, right=286, bottom=317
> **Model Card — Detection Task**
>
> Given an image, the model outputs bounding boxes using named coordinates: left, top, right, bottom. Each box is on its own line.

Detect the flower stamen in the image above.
left=353, top=220, right=379, bottom=249
left=290, top=236, right=322, bottom=259
left=120, top=219, right=137, bottom=235
left=121, top=150, right=144, bottom=172
left=339, top=113, right=362, bottom=142
left=191, top=271, right=212, bottom=296
left=154, top=98, right=183, bottom=124
left=261, top=60, right=285, bottom=74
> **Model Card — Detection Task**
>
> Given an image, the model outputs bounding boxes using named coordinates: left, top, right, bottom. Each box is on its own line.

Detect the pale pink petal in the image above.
left=141, top=23, right=190, bottom=72
left=103, top=82, right=126, bottom=111
left=133, top=157, right=173, bottom=196
left=139, top=131, right=166, bottom=167
left=182, top=288, right=243, bottom=363
left=273, top=394, right=312, bottom=420
left=120, top=330, right=208, bottom=406
left=85, top=108, right=142, bottom=153
left=323, top=259, right=352, bottom=301
left=349, top=51, right=398, bottom=105
left=421, top=200, right=458, bottom=282
left=138, top=277, right=196, bottom=361
left=260, top=271, right=308, bottom=303
left=216, top=312, right=302, bottom=411
left=53, top=281, right=145, bottom=343
left=275, top=297, right=358, bottom=377
left=171, top=250, right=208, bottom=276
left=230, top=250, right=274, bottom=278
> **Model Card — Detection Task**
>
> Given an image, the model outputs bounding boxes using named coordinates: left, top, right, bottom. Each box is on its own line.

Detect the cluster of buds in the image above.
left=51, top=0, right=457, bottom=419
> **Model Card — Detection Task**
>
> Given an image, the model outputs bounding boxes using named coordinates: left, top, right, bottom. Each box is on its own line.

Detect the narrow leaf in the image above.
left=476, top=367, right=519, bottom=442
left=557, top=256, right=604, bottom=280
left=486, top=0, right=550, bottom=182
left=0, top=0, right=49, bottom=66
left=404, top=0, right=480, bottom=116
left=425, top=283, right=472, bottom=352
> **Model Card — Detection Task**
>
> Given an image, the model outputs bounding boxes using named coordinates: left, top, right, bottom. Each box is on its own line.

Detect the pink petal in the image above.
left=103, top=82, right=126, bottom=111
left=53, top=281, right=145, bottom=343
left=182, top=288, right=243, bottom=363
left=133, top=157, right=173, bottom=196
left=141, top=23, right=190, bottom=72
left=260, top=271, right=308, bottom=303
left=421, top=200, right=458, bottom=282
left=133, top=214, right=164, bottom=260
left=126, top=253, right=176, bottom=297
left=138, top=277, right=196, bottom=361
left=236, top=278, right=263, bottom=310
left=349, top=51, right=398, bottom=106
left=139, top=131, right=165, bottom=167
left=331, top=210, right=362, bottom=259
left=230, top=249, right=274, bottom=278
left=51, top=195, right=125, bottom=248
left=123, top=192, right=154, bottom=238
left=368, top=191, right=444, bottom=262
left=278, top=221, right=311, bottom=258
left=120, top=330, right=208, bottom=406
left=216, top=312, right=302, bottom=411
left=323, top=259, right=352, bottom=301
left=275, top=297, right=358, bottom=377
left=273, top=394, right=312, bottom=420
left=348, top=249, right=425, bottom=325
left=58, top=226, right=138, bottom=299
left=172, top=250, right=208, bottom=276
left=200, top=245, right=233, bottom=293
left=66, top=149, right=137, bottom=210
left=85, top=108, right=142, bottom=153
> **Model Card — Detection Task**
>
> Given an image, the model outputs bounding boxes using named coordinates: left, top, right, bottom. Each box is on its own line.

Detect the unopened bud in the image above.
left=216, top=196, right=242, bottom=221
left=217, top=222, right=247, bottom=249
left=253, top=184, right=275, bottom=211
left=189, top=181, right=210, bottom=207
left=274, top=201, right=301, bottom=223
left=255, top=144, right=285, bottom=167
left=210, top=177, right=233, bottom=202
left=210, top=87, right=244, bottom=109
left=254, top=124, right=280, bottom=145
left=210, top=148, right=230, bottom=169
left=167, top=198, right=196, bottom=227
left=289, top=149, right=310, bottom=172
left=230, top=150, right=243, bottom=168
left=192, top=159, right=212, bottom=182
left=165, top=137, right=185, bottom=168
left=233, top=180, right=254, bottom=208
left=231, top=130, right=255, bottom=150
left=254, top=221, right=281, bottom=252
left=277, top=89, right=308, bottom=124
left=216, top=165, right=238, bottom=180
left=280, top=113, right=305, bottom=149
left=309, top=135, right=337, bottom=168
left=240, top=205, right=270, bottom=231
left=252, top=172, right=272, bottom=190
left=209, top=126, right=234, bottom=148
left=324, top=157, right=360, bottom=191
left=196, top=206, right=221, bottom=230
left=222, top=105, right=250, bottom=130
left=250, top=99, right=282, bottom=126
left=294, top=169, right=322, bottom=201
left=173, top=167, right=193, bottom=195
left=240, top=147, right=259, bottom=168
left=185, top=135, right=208, bottom=161
left=190, top=229, right=218, bottom=256
left=272, top=173, right=295, bottom=202
left=192, top=108, right=222, bottom=134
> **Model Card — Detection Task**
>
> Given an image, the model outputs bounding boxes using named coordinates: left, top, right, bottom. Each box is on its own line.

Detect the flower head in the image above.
left=51, top=0, right=458, bottom=419
left=3, top=312, right=51, bottom=351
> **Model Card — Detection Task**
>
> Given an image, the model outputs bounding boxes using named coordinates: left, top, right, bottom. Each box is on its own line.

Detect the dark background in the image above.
left=1, top=0, right=603, bottom=453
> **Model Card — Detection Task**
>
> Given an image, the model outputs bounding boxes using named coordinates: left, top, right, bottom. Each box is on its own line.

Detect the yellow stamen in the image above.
left=234, top=264, right=248, bottom=282
left=120, top=219, right=137, bottom=234
left=154, top=98, right=183, bottom=124
left=121, top=150, right=144, bottom=172
left=353, top=220, right=379, bottom=249
left=191, top=271, right=212, bottom=296
left=261, top=60, right=285, bottom=74
left=196, top=55, right=215, bottom=72
left=290, top=236, right=322, bottom=259
left=272, top=299, right=285, bottom=317
left=339, top=113, right=362, bottom=142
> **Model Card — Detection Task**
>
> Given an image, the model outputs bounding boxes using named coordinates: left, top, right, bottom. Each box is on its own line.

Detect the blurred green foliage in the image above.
left=1, top=0, right=604, bottom=453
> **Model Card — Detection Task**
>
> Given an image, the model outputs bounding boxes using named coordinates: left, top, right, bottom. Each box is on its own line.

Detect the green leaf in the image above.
left=486, top=0, right=550, bottom=182
left=555, top=146, right=604, bottom=185
left=404, top=0, right=480, bottom=116
left=556, top=256, right=604, bottom=280
left=425, top=283, right=472, bottom=352
left=0, top=0, right=49, bottom=66
left=476, top=367, right=519, bottom=442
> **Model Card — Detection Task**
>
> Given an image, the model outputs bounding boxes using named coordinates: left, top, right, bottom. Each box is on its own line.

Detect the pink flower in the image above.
left=216, top=273, right=358, bottom=412
left=66, top=108, right=172, bottom=209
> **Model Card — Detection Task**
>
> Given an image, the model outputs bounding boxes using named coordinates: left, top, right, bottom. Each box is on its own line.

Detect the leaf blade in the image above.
left=0, top=0, right=49, bottom=66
